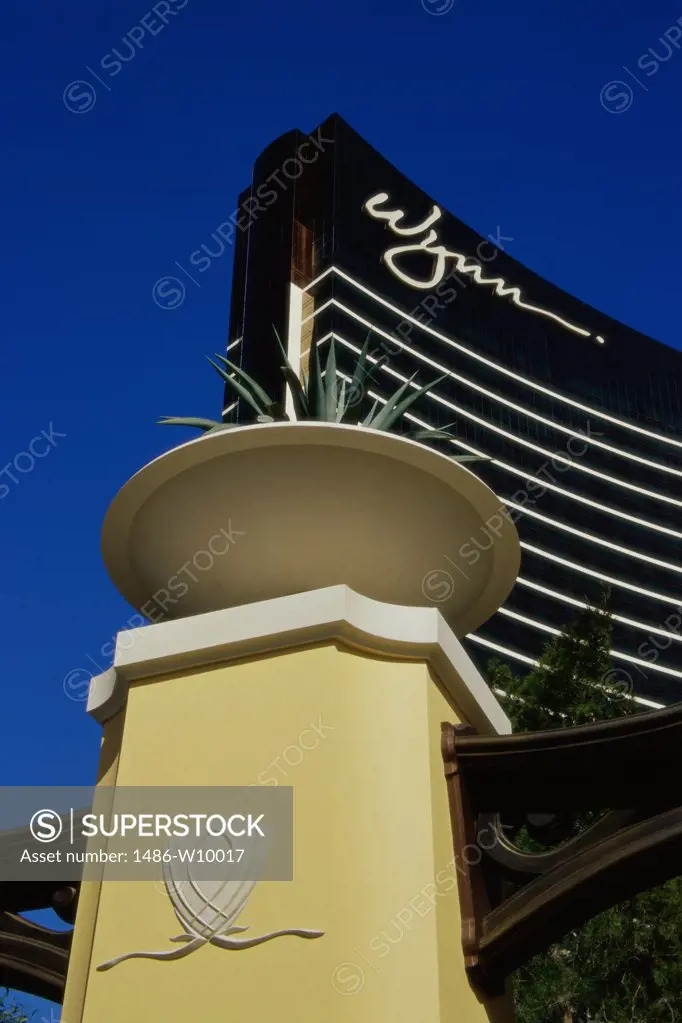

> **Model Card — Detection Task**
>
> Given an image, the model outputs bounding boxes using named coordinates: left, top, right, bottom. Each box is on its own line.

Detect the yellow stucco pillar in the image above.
left=62, top=586, right=515, bottom=1022
left=63, top=422, right=520, bottom=1021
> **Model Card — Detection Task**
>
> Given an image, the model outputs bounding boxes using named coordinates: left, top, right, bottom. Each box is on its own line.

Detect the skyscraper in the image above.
left=225, top=113, right=682, bottom=709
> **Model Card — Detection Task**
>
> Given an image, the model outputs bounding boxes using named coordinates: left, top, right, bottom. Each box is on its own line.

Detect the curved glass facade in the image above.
left=225, top=115, right=682, bottom=709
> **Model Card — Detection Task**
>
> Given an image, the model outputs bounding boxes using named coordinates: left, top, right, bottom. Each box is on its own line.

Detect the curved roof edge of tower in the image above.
left=226, top=112, right=682, bottom=439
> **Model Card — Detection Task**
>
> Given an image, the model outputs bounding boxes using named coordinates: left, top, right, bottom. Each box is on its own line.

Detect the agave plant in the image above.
left=159, top=330, right=488, bottom=464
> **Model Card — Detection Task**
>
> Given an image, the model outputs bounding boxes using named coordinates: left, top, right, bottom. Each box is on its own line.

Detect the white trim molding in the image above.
left=87, top=585, right=511, bottom=735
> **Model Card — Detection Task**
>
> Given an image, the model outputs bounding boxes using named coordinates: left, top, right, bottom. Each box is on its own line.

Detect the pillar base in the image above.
left=64, top=586, right=515, bottom=1022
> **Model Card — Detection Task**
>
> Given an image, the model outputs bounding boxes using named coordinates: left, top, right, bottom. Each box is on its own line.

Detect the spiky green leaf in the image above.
left=280, top=365, right=309, bottom=420
left=346, top=333, right=372, bottom=412
left=311, top=341, right=325, bottom=418
left=407, top=428, right=455, bottom=442
left=450, top=454, right=491, bottom=463
left=272, top=324, right=288, bottom=364
left=360, top=398, right=380, bottom=426
left=272, top=326, right=310, bottom=419
left=158, top=416, right=226, bottom=432
left=323, top=339, right=338, bottom=421
left=336, top=377, right=347, bottom=422
left=213, top=355, right=275, bottom=409
left=368, top=373, right=418, bottom=430
left=207, top=357, right=268, bottom=417
left=371, top=372, right=449, bottom=432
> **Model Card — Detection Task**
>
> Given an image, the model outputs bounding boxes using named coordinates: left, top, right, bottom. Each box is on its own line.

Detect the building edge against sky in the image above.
left=222, top=113, right=682, bottom=710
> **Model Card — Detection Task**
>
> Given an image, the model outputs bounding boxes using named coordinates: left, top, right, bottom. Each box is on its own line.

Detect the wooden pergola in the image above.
left=442, top=701, right=682, bottom=993
left=0, top=816, right=82, bottom=1002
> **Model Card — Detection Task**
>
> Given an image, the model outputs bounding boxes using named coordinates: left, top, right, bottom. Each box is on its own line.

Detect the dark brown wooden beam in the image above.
left=0, top=912, right=72, bottom=1003
left=475, top=806, right=682, bottom=988
left=441, top=708, right=682, bottom=994
left=444, top=703, right=682, bottom=812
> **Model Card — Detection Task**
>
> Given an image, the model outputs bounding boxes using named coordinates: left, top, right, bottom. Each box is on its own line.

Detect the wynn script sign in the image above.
left=363, top=192, right=606, bottom=346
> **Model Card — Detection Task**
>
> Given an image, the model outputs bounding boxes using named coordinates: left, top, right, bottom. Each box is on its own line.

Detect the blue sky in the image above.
left=2, top=0, right=682, bottom=1014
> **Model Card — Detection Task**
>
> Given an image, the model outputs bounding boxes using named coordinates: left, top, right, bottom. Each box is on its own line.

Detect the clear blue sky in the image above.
left=2, top=0, right=681, bottom=1013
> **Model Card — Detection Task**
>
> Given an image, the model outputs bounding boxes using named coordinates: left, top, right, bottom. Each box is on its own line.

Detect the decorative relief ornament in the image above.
left=97, top=837, right=324, bottom=971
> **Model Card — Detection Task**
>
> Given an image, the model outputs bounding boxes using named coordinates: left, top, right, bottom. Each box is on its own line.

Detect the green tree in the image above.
left=0, top=991, right=29, bottom=1023
left=487, top=594, right=682, bottom=1022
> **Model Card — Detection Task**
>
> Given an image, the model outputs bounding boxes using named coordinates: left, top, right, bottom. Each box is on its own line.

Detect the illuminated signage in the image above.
left=363, top=192, right=605, bottom=345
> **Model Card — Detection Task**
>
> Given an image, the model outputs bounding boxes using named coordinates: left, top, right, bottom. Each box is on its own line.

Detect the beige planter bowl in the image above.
left=101, top=422, right=520, bottom=637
